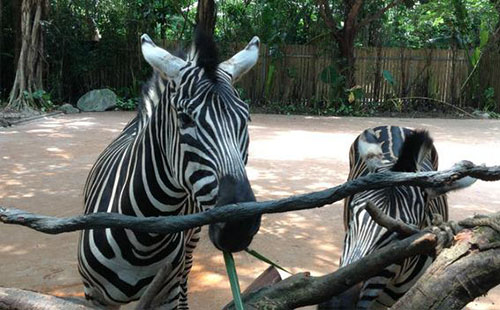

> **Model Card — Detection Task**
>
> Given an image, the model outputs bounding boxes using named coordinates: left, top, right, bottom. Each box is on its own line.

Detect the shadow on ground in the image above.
left=1, top=112, right=499, bottom=309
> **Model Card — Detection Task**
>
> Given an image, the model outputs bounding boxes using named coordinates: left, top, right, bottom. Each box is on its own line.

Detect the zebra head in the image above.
left=140, top=30, right=261, bottom=253
left=343, top=129, right=475, bottom=266
left=321, top=127, right=475, bottom=310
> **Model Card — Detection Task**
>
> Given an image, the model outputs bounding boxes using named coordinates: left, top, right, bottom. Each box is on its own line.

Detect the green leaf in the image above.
left=348, top=92, right=355, bottom=103
left=471, top=48, right=480, bottom=66
left=245, top=248, right=292, bottom=274
left=223, top=251, right=244, bottom=310
left=264, top=63, right=275, bottom=98
left=382, top=70, right=395, bottom=86
left=479, top=21, right=489, bottom=49
left=320, top=65, right=338, bottom=84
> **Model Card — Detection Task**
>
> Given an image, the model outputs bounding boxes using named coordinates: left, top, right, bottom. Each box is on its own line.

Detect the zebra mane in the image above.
left=392, top=130, right=433, bottom=172
left=192, top=26, right=219, bottom=83
left=137, top=72, right=163, bottom=121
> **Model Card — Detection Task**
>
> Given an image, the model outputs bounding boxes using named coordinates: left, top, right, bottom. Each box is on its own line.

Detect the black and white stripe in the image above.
left=78, top=30, right=260, bottom=309
left=319, top=126, right=448, bottom=310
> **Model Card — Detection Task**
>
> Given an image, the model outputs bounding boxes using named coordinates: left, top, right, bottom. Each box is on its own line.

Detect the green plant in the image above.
left=264, top=63, right=276, bottom=98
left=23, top=89, right=54, bottom=112
left=116, top=97, right=138, bottom=111
left=470, top=21, right=490, bottom=67
left=381, top=70, right=403, bottom=112
left=335, top=103, right=354, bottom=115
left=347, top=85, right=364, bottom=105
left=320, top=65, right=346, bottom=106
left=483, top=87, right=496, bottom=112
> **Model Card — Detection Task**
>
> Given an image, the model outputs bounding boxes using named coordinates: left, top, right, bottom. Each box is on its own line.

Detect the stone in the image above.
left=77, top=89, right=117, bottom=112
left=58, top=103, right=80, bottom=114
left=472, top=110, right=491, bottom=119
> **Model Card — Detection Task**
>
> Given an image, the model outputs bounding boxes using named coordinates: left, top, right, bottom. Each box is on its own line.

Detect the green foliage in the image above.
left=483, top=87, right=496, bottom=112
left=217, top=0, right=323, bottom=45
left=470, top=21, right=490, bottom=66
left=380, top=0, right=497, bottom=49
left=44, top=0, right=196, bottom=104
left=116, top=97, right=138, bottom=111
left=23, top=89, right=54, bottom=112
left=2, top=0, right=497, bottom=115
left=382, top=70, right=395, bottom=86
left=264, top=63, right=276, bottom=98
left=253, top=100, right=367, bottom=117
left=347, top=85, right=364, bottom=106
left=381, top=69, right=403, bottom=112
left=320, top=65, right=346, bottom=105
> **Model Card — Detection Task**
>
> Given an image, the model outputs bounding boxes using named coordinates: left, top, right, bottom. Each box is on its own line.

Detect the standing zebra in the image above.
left=78, top=30, right=262, bottom=309
left=318, top=126, right=475, bottom=310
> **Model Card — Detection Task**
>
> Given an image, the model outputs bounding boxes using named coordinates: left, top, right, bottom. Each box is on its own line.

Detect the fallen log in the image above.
left=391, top=214, right=500, bottom=310
left=0, top=287, right=101, bottom=310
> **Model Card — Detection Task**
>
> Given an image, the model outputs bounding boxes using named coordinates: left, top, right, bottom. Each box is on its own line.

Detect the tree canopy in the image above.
left=1, top=0, right=499, bottom=114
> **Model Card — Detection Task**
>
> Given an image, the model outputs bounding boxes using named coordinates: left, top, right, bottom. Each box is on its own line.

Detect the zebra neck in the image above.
left=123, top=105, right=190, bottom=217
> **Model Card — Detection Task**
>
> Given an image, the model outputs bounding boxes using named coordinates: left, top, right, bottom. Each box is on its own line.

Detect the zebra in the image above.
left=318, top=125, right=475, bottom=310
left=77, top=29, right=262, bottom=309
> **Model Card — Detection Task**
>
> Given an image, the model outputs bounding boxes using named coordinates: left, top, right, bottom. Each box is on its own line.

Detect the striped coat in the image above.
left=320, top=125, right=448, bottom=310
left=78, top=30, right=261, bottom=309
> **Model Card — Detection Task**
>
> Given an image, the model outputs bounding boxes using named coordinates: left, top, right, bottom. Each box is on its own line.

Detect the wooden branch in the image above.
left=225, top=232, right=437, bottom=310
left=1, top=161, right=499, bottom=236
left=345, top=0, right=364, bottom=33
left=459, top=213, right=500, bottom=232
left=364, top=200, right=420, bottom=237
left=357, top=0, right=404, bottom=31
left=316, top=0, right=341, bottom=41
left=0, top=287, right=102, bottom=310
left=226, top=214, right=500, bottom=309
left=390, top=225, right=500, bottom=310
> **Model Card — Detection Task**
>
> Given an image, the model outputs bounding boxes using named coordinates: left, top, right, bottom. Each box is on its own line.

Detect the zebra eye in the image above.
left=178, top=112, right=195, bottom=128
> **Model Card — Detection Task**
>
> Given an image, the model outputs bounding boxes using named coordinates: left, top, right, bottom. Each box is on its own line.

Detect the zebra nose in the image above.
left=208, top=175, right=261, bottom=252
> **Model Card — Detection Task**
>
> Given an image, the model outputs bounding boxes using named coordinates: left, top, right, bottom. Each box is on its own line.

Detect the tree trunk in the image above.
left=338, top=30, right=357, bottom=88
left=5, top=0, right=48, bottom=112
left=12, top=0, right=22, bottom=69
left=196, top=0, right=216, bottom=34
left=0, top=0, right=3, bottom=97
left=391, top=225, right=500, bottom=310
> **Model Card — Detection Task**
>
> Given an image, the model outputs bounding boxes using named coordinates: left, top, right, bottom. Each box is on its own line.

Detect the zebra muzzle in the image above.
left=208, top=175, right=262, bottom=253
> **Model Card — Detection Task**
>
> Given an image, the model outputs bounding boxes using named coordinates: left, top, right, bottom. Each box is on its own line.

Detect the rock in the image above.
left=77, top=89, right=117, bottom=112
left=58, top=103, right=80, bottom=114
left=0, top=118, right=11, bottom=127
left=472, top=110, right=491, bottom=119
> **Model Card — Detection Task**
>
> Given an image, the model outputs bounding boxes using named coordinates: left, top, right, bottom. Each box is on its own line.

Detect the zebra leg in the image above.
left=152, top=228, right=200, bottom=310
left=150, top=266, right=185, bottom=310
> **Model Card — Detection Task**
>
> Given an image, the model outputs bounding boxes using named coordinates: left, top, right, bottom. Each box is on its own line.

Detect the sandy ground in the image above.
left=1, top=112, right=499, bottom=310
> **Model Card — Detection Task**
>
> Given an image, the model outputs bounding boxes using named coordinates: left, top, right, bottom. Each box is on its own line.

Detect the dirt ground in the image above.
left=1, top=112, right=499, bottom=310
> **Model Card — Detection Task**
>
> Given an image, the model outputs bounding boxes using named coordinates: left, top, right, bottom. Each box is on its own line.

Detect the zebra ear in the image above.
left=219, top=36, right=260, bottom=83
left=141, top=34, right=187, bottom=79
left=357, top=129, right=383, bottom=173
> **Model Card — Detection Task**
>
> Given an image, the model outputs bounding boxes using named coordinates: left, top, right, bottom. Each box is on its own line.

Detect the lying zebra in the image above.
left=319, top=125, right=475, bottom=310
